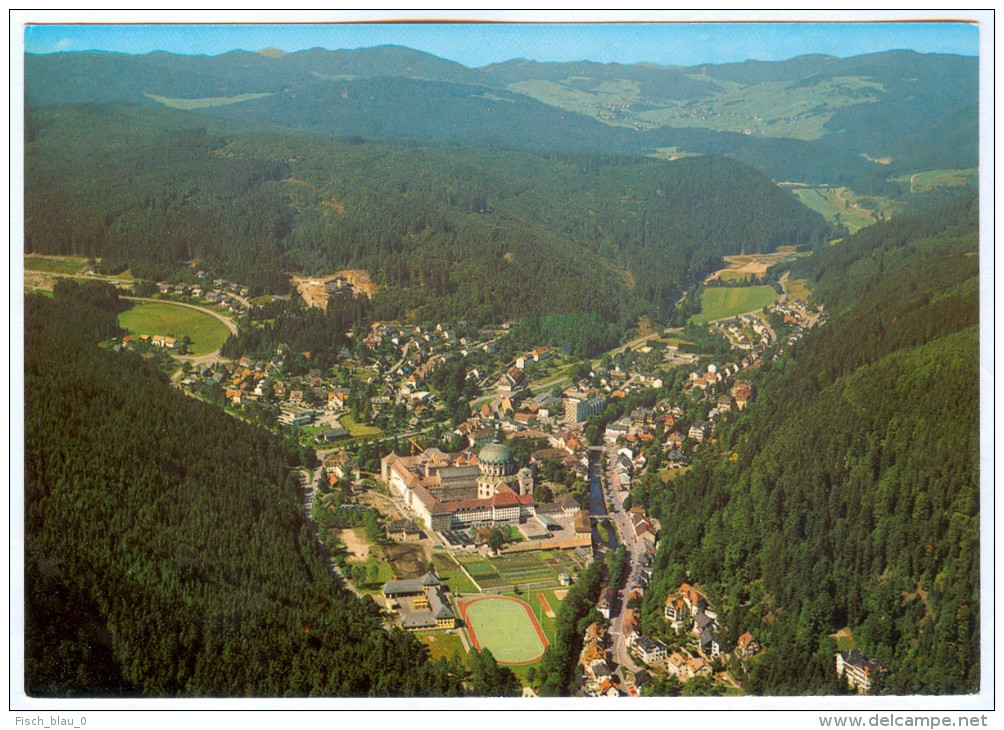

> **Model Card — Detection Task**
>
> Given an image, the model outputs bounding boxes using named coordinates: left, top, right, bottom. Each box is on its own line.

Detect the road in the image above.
left=300, top=465, right=365, bottom=599
left=601, top=444, right=647, bottom=676
left=387, top=340, right=413, bottom=376
left=596, top=330, right=666, bottom=362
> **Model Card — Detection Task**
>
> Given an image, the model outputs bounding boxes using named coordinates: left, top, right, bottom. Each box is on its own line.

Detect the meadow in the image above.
left=117, top=301, right=231, bottom=356
left=689, top=286, right=778, bottom=325
left=23, top=255, right=88, bottom=275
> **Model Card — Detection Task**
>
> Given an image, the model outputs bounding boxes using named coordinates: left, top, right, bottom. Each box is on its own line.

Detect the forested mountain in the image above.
left=24, top=47, right=977, bottom=189
left=636, top=194, right=980, bottom=694
left=24, top=102, right=830, bottom=325
left=24, top=281, right=480, bottom=697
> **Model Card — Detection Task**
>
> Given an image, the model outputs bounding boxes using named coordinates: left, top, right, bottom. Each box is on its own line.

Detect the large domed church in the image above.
left=476, top=441, right=534, bottom=499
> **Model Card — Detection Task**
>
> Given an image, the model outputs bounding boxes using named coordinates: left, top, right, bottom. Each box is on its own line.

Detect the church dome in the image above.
left=478, top=442, right=512, bottom=466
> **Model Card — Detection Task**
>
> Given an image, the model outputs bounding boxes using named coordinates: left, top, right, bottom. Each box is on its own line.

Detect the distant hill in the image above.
left=24, top=46, right=978, bottom=189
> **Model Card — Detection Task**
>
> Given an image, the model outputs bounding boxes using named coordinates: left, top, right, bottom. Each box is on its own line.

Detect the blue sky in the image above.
left=23, top=18, right=979, bottom=67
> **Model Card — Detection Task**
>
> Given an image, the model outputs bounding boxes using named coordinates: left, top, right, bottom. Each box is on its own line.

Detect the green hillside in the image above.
left=638, top=194, right=979, bottom=694
left=25, top=280, right=478, bottom=697
left=24, top=102, right=831, bottom=327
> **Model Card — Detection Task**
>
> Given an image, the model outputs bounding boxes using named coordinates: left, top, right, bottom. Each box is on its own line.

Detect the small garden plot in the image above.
left=491, top=553, right=557, bottom=585
left=457, top=555, right=506, bottom=589
left=431, top=553, right=480, bottom=595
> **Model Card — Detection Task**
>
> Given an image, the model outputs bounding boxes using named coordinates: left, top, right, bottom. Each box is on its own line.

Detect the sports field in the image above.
left=689, top=285, right=778, bottom=325
left=458, top=596, right=548, bottom=665
left=118, top=301, right=231, bottom=356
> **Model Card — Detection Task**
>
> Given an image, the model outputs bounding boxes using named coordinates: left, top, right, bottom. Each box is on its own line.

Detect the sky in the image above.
left=20, top=12, right=981, bottom=68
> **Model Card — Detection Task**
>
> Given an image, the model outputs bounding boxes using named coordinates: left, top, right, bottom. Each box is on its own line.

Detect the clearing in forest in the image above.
left=689, top=285, right=778, bottom=325
left=117, top=301, right=230, bottom=356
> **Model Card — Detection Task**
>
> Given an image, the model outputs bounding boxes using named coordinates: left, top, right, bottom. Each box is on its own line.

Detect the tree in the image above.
left=487, top=527, right=506, bottom=553
left=468, top=649, right=521, bottom=697
left=534, top=484, right=554, bottom=504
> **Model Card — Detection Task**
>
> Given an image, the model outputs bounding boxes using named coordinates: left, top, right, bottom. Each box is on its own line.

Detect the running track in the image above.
left=457, top=596, right=549, bottom=666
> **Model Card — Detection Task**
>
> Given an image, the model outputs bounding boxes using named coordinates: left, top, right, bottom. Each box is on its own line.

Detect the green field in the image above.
left=793, top=187, right=888, bottom=234
left=145, top=92, right=274, bottom=110
left=417, top=631, right=466, bottom=661
left=337, top=413, right=383, bottom=438
left=346, top=559, right=396, bottom=593
left=719, top=270, right=756, bottom=283
left=895, top=168, right=977, bottom=193
left=461, top=597, right=546, bottom=664
left=118, top=302, right=231, bottom=356
left=24, top=255, right=87, bottom=275
left=689, top=286, right=778, bottom=325
left=785, top=277, right=814, bottom=304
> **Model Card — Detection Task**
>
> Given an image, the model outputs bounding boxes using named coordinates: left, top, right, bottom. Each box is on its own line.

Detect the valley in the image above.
left=20, top=27, right=981, bottom=704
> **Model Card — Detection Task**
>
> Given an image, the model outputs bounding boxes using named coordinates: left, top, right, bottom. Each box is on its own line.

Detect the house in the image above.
left=387, top=518, right=421, bottom=542
left=314, top=427, right=349, bottom=444
left=688, top=421, right=711, bottom=443
left=664, top=431, right=685, bottom=450
left=598, top=587, right=615, bottom=619
left=278, top=408, right=314, bottom=427
left=666, top=652, right=712, bottom=681
left=698, top=627, right=721, bottom=658
left=736, top=631, right=761, bottom=658
left=496, top=366, right=526, bottom=395
left=664, top=596, right=689, bottom=630
left=632, top=636, right=667, bottom=665
left=836, top=650, right=886, bottom=694
left=665, top=450, right=691, bottom=468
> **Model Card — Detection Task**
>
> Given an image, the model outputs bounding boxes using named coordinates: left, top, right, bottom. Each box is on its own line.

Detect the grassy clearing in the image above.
left=117, top=301, right=230, bottom=356
left=896, top=168, right=977, bottom=193
left=785, top=277, right=814, bottom=304
left=418, top=631, right=467, bottom=661
left=344, top=559, right=396, bottom=593
left=719, top=271, right=755, bottom=283
left=338, top=413, right=383, bottom=438
left=830, top=628, right=856, bottom=652
left=655, top=336, right=695, bottom=348
left=23, top=255, right=87, bottom=275
left=659, top=466, right=692, bottom=483
left=689, top=286, right=778, bottom=325
left=145, top=92, right=274, bottom=110
left=793, top=187, right=892, bottom=234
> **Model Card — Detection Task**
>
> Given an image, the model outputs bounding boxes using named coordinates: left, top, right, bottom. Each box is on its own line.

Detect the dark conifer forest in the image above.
left=25, top=283, right=477, bottom=697
left=636, top=195, right=979, bottom=694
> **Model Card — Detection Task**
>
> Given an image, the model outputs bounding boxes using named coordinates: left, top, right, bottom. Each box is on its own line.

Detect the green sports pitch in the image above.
left=458, top=597, right=548, bottom=665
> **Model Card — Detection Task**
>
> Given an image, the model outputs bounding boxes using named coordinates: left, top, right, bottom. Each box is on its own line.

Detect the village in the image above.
left=100, top=268, right=874, bottom=698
